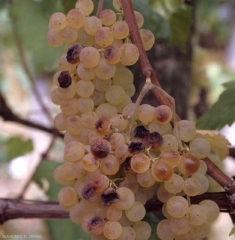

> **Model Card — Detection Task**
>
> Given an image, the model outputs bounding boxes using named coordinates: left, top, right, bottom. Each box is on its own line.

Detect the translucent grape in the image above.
left=148, top=121, right=172, bottom=135
left=95, top=117, right=112, bottom=135
left=178, top=120, right=196, bottom=142
left=189, top=137, right=211, bottom=159
left=77, top=27, right=95, bottom=46
left=92, top=174, right=109, bottom=193
left=192, top=172, right=209, bottom=194
left=156, top=185, right=175, bottom=203
left=134, top=11, right=144, bottom=28
left=61, top=26, right=78, bottom=43
left=65, top=115, right=83, bottom=135
left=81, top=111, right=99, bottom=129
left=75, top=0, right=94, bottom=16
left=160, top=134, right=179, bottom=151
left=64, top=141, right=85, bottom=162
left=95, top=57, right=116, bottom=80
left=99, top=9, right=116, bottom=26
left=60, top=162, right=75, bottom=181
left=82, top=153, right=100, bottom=172
left=196, top=160, right=208, bottom=174
left=77, top=97, right=94, bottom=113
left=111, top=21, right=129, bottom=39
left=80, top=47, right=100, bottom=68
left=133, top=221, right=151, bottom=240
left=84, top=16, right=102, bottom=35
left=60, top=98, right=79, bottom=116
left=137, top=169, right=156, bottom=187
left=47, top=29, right=63, bottom=47
left=164, top=173, right=184, bottom=194
left=99, top=154, right=120, bottom=175
left=95, top=27, right=114, bottom=47
left=139, top=29, right=155, bottom=51
left=82, top=215, right=105, bottom=235
left=137, top=104, right=155, bottom=124
left=57, top=82, right=76, bottom=99
left=110, top=114, right=128, bottom=132
left=131, top=153, right=150, bottom=173
left=93, top=78, right=112, bottom=92
left=76, top=79, right=95, bottom=98
left=91, top=91, right=106, bottom=107
left=115, top=187, right=135, bottom=210
left=187, top=204, right=207, bottom=226
left=106, top=205, right=122, bottom=221
left=96, top=103, right=118, bottom=118
left=49, top=12, right=67, bottom=30
left=67, top=9, right=85, bottom=29
left=183, top=177, right=201, bottom=196
left=160, top=149, right=181, bottom=168
left=104, top=45, right=121, bottom=65
left=170, top=216, right=191, bottom=236
left=58, top=186, right=77, bottom=207
left=77, top=63, right=95, bottom=80
left=105, top=85, right=125, bottom=105
left=154, top=105, right=172, bottom=125
left=166, top=196, right=189, bottom=218
left=54, top=112, right=66, bottom=131
left=113, top=68, right=134, bottom=88
left=200, top=199, right=220, bottom=222
left=120, top=43, right=139, bottom=66
left=156, top=219, right=175, bottom=240
left=113, top=0, right=122, bottom=12
left=178, top=153, right=200, bottom=175
left=103, top=221, right=122, bottom=239
left=151, top=160, right=173, bottom=182
left=108, top=132, right=125, bottom=150
left=116, top=226, right=135, bottom=240
left=125, top=201, right=146, bottom=222
left=54, top=165, right=68, bottom=185
left=189, top=222, right=211, bottom=239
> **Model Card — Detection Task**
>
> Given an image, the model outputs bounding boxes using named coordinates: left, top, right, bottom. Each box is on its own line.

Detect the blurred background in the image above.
left=0, top=0, right=235, bottom=239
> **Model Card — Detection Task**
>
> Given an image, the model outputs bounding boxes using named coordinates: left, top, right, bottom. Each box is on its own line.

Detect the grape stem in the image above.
left=0, top=192, right=231, bottom=224
left=121, top=0, right=235, bottom=196
left=96, top=0, right=104, bottom=17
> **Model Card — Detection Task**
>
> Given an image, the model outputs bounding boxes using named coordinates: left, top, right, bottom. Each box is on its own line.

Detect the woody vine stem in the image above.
left=0, top=0, right=234, bottom=223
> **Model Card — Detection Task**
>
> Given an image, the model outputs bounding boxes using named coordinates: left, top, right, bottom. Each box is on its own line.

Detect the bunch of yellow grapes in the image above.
left=48, top=0, right=220, bottom=239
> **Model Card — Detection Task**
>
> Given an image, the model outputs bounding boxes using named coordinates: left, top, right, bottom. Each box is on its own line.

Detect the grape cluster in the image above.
left=48, top=1, right=220, bottom=240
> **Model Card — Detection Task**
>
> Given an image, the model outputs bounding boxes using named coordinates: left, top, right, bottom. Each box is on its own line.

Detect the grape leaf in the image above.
left=10, top=0, right=62, bottom=73
left=33, top=161, right=90, bottom=240
left=196, top=81, right=235, bottom=130
left=144, top=213, right=160, bottom=240
left=196, top=130, right=230, bottom=161
left=169, top=6, right=192, bottom=51
left=5, top=136, right=33, bottom=162
left=62, top=0, right=76, bottom=13
left=229, top=225, right=235, bottom=236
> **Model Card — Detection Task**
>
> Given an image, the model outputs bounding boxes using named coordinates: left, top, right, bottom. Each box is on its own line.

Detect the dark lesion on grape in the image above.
left=58, top=71, right=72, bottom=88
left=88, top=216, right=105, bottom=231
left=101, top=187, right=119, bottom=206
left=66, top=44, right=83, bottom=64
left=144, top=132, right=163, bottom=150
left=133, top=125, right=150, bottom=139
left=81, top=181, right=96, bottom=200
left=128, top=141, right=145, bottom=154
left=121, top=156, right=132, bottom=171
left=90, top=139, right=111, bottom=158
